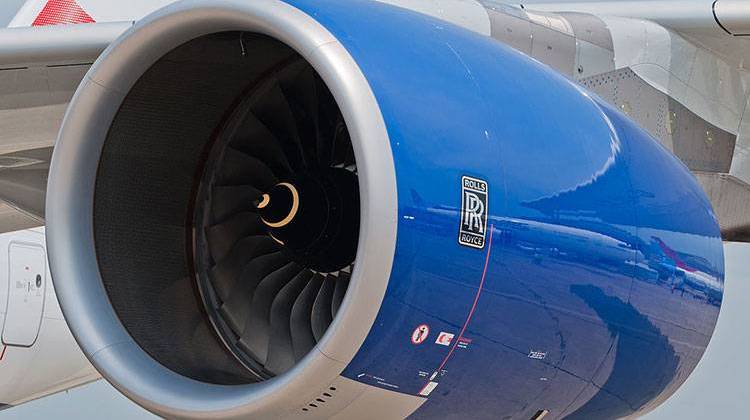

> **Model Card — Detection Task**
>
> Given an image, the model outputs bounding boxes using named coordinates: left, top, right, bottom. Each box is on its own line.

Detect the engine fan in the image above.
left=192, top=59, right=358, bottom=377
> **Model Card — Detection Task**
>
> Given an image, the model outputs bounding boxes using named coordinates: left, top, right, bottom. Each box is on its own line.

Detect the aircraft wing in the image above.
left=521, top=0, right=747, bottom=35
left=521, top=0, right=750, bottom=62
left=0, top=22, right=128, bottom=232
left=510, top=0, right=750, bottom=241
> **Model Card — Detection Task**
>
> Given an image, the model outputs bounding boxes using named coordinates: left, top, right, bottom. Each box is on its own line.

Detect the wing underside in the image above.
left=0, top=22, right=128, bottom=232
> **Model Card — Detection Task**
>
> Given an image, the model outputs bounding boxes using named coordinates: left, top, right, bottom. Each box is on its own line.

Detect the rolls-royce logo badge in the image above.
left=459, top=176, right=488, bottom=249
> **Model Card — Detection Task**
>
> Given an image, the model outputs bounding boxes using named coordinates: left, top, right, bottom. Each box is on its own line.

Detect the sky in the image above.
left=0, top=0, right=23, bottom=26
left=0, top=0, right=746, bottom=418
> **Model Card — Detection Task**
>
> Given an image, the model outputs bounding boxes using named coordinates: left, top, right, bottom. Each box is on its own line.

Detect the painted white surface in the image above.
left=2, top=242, right=46, bottom=347
left=523, top=0, right=720, bottom=33
left=77, top=0, right=175, bottom=24
left=0, top=228, right=98, bottom=407
left=713, top=0, right=750, bottom=35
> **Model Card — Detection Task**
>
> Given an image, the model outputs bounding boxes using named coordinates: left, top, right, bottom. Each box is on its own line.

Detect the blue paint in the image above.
left=286, top=1, right=724, bottom=418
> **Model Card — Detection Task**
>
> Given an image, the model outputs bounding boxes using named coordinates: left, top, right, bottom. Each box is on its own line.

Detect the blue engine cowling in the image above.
left=46, top=0, right=723, bottom=418
left=300, top=1, right=723, bottom=417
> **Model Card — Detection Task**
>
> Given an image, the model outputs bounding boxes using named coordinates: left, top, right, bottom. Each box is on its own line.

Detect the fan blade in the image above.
left=331, top=122, right=354, bottom=167
left=239, top=262, right=303, bottom=364
left=264, top=269, right=314, bottom=375
left=331, top=271, right=350, bottom=318
left=159, top=277, right=261, bottom=383
left=279, top=65, right=319, bottom=168
left=205, top=212, right=265, bottom=263
left=220, top=251, right=290, bottom=336
left=210, top=184, right=262, bottom=225
left=251, top=79, right=307, bottom=170
left=311, top=276, right=335, bottom=342
left=290, top=273, right=324, bottom=361
left=314, top=76, right=338, bottom=166
left=209, top=235, right=279, bottom=302
left=231, top=112, right=293, bottom=180
left=217, top=147, right=277, bottom=190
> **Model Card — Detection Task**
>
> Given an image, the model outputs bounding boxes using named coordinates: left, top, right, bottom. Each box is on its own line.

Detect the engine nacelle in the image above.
left=46, top=0, right=724, bottom=418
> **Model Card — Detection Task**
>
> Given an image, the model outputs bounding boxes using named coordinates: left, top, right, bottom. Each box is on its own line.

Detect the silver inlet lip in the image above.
left=45, top=0, right=398, bottom=418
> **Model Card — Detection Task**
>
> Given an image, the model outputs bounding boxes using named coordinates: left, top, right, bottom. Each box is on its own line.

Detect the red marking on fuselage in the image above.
left=32, top=0, right=95, bottom=26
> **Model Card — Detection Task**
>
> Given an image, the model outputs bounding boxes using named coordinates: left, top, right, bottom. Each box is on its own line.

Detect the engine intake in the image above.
left=47, top=0, right=396, bottom=417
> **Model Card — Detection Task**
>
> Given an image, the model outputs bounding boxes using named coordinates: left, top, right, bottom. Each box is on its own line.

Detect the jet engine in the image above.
left=45, top=0, right=724, bottom=418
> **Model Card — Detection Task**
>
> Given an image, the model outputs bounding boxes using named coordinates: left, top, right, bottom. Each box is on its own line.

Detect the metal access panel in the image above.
left=2, top=243, right=46, bottom=347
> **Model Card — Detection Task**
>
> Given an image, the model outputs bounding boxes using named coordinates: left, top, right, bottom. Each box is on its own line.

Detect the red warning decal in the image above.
left=411, top=324, right=430, bottom=345
left=32, top=0, right=95, bottom=26
left=435, top=332, right=455, bottom=346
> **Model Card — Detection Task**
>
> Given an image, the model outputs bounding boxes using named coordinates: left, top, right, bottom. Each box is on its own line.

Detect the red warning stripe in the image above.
left=421, top=224, right=495, bottom=395
left=32, top=0, right=95, bottom=26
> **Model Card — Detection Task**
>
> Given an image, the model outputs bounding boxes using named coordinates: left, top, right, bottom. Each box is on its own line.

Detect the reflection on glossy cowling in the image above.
left=353, top=102, right=720, bottom=418
left=333, top=10, right=723, bottom=419
left=567, top=285, right=679, bottom=419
